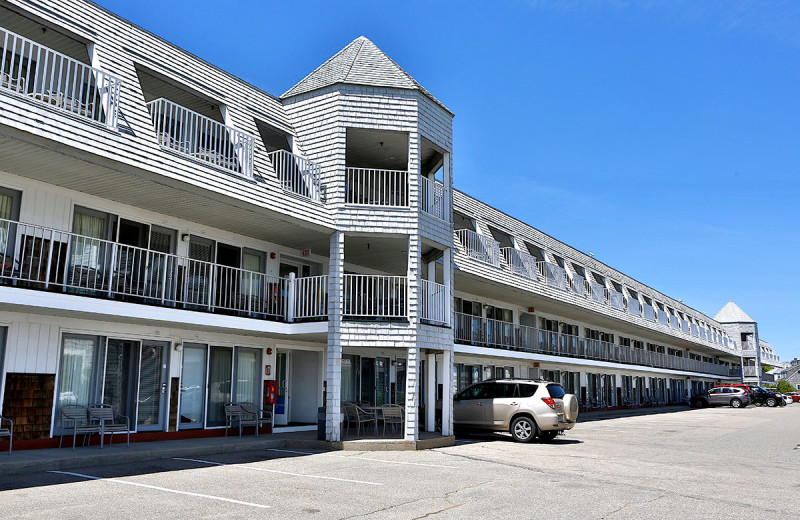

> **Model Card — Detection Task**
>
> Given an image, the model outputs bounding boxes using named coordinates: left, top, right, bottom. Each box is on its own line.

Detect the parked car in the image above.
left=785, top=392, right=800, bottom=403
left=690, top=386, right=750, bottom=408
left=747, top=386, right=785, bottom=407
left=452, top=379, right=579, bottom=442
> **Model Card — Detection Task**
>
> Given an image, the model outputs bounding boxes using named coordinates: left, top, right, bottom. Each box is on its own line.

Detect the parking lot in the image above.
left=1, top=406, right=798, bottom=519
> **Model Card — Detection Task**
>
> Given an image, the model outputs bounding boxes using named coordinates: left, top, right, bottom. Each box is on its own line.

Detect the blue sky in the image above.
left=95, top=0, right=800, bottom=361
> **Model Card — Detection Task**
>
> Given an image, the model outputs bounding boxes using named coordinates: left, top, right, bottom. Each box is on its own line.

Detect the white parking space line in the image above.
left=173, top=457, right=384, bottom=486
left=47, top=470, right=270, bottom=509
left=265, top=448, right=459, bottom=469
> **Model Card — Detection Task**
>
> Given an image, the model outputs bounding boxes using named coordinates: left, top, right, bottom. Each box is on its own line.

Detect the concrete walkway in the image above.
left=0, top=430, right=454, bottom=476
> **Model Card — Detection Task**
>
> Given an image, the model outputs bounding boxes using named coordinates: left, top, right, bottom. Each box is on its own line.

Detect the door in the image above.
left=360, top=357, right=376, bottom=404
left=215, top=243, right=241, bottom=310
left=453, top=383, right=491, bottom=426
left=486, top=382, right=520, bottom=427
left=137, top=341, right=169, bottom=431
left=274, top=351, right=289, bottom=426
left=207, top=346, right=233, bottom=427
left=102, top=339, right=138, bottom=422
left=179, top=343, right=207, bottom=429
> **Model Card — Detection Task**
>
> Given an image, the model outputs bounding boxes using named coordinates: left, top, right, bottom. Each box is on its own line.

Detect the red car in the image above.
left=785, top=392, right=800, bottom=403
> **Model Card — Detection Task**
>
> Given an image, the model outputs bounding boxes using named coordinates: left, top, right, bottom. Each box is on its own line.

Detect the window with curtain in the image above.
left=0, top=193, right=13, bottom=253
left=72, top=210, right=107, bottom=270
left=57, top=335, right=100, bottom=425
left=340, top=355, right=357, bottom=402
left=241, top=251, right=263, bottom=298
left=235, top=348, right=260, bottom=404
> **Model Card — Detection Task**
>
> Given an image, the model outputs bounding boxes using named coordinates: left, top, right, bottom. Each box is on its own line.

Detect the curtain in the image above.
left=235, top=349, right=258, bottom=403
left=0, top=193, right=13, bottom=254
left=58, top=336, right=97, bottom=424
left=103, top=340, right=135, bottom=420
left=340, top=356, right=356, bottom=402
left=241, top=252, right=261, bottom=297
left=137, top=344, right=163, bottom=426
left=207, top=347, right=232, bottom=427
left=71, top=212, right=105, bottom=270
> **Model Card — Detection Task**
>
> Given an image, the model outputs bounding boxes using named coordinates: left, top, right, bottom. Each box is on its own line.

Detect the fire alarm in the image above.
left=533, top=362, right=540, bottom=368
left=527, top=307, right=536, bottom=313
left=302, top=248, right=311, bottom=257
left=270, top=252, right=276, bottom=259
left=267, top=348, right=273, bottom=355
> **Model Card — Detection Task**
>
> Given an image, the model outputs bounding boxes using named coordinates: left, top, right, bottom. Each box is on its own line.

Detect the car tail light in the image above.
left=542, top=397, right=556, bottom=410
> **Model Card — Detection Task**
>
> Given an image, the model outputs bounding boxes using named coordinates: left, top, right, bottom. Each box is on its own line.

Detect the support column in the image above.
left=404, top=346, right=420, bottom=441
left=443, top=247, right=452, bottom=327
left=325, top=231, right=344, bottom=441
left=441, top=349, right=453, bottom=436
left=425, top=352, right=436, bottom=432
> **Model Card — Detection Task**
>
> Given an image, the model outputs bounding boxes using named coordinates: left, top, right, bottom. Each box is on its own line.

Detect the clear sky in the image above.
left=94, top=0, right=800, bottom=361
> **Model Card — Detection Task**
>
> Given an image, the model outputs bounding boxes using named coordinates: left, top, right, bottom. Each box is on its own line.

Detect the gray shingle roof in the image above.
left=281, top=36, right=451, bottom=114
left=714, top=301, right=756, bottom=323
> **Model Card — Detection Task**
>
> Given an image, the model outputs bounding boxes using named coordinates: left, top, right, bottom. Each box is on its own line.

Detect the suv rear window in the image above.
left=547, top=384, right=566, bottom=398
left=519, top=384, right=538, bottom=397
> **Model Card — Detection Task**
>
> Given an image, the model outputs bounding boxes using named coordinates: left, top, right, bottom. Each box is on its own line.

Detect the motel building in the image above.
left=0, top=0, right=747, bottom=450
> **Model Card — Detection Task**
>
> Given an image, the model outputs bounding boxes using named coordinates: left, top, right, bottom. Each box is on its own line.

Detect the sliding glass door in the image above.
left=137, top=341, right=169, bottom=431
left=179, top=343, right=207, bottom=429
left=207, top=346, right=233, bottom=427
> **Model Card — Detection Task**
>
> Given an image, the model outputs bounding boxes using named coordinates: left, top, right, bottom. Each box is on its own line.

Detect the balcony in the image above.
left=147, top=98, right=256, bottom=178
left=501, top=247, right=537, bottom=279
left=345, top=168, right=408, bottom=206
left=590, top=280, right=607, bottom=304
left=342, top=274, right=407, bottom=320
left=643, top=303, right=655, bottom=321
left=742, top=366, right=759, bottom=377
left=420, top=279, right=448, bottom=326
left=628, top=298, right=641, bottom=316
left=609, top=289, right=625, bottom=311
left=542, top=262, right=568, bottom=291
left=455, top=229, right=501, bottom=267
left=419, top=176, right=447, bottom=221
left=0, top=26, right=122, bottom=128
left=268, top=150, right=322, bottom=202
left=0, top=217, right=325, bottom=323
left=454, top=313, right=731, bottom=376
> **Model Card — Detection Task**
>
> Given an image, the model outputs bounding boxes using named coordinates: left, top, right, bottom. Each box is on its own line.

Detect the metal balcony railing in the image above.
left=420, top=279, right=448, bottom=326
left=0, top=26, right=122, bottom=127
left=0, top=217, right=327, bottom=323
left=455, top=229, right=501, bottom=267
left=609, top=289, right=625, bottom=311
left=342, top=274, right=407, bottom=319
left=542, top=262, right=568, bottom=290
left=147, top=98, right=256, bottom=178
left=345, top=167, right=408, bottom=206
left=268, top=150, right=322, bottom=202
left=501, top=247, right=537, bottom=280
left=420, top=176, right=447, bottom=220
left=454, top=312, right=733, bottom=376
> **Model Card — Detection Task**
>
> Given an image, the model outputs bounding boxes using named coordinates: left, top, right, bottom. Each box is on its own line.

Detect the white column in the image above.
left=425, top=351, right=436, bottom=432
left=441, top=349, right=453, bottom=436
left=404, top=346, right=420, bottom=441
left=443, top=247, right=452, bottom=327
left=325, top=231, right=344, bottom=441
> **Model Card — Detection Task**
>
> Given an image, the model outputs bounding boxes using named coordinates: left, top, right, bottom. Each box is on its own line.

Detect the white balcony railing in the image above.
left=501, top=247, right=537, bottom=279
left=268, top=150, right=322, bottom=202
left=0, top=218, right=340, bottom=323
left=147, top=98, right=256, bottom=178
left=570, top=274, right=586, bottom=297
left=643, top=303, right=655, bottom=321
left=454, top=313, right=732, bottom=377
left=590, top=280, right=607, bottom=304
left=0, top=26, right=122, bottom=127
left=609, top=289, right=625, bottom=310
left=456, top=229, right=501, bottom=267
left=543, top=262, right=568, bottom=290
left=343, top=274, right=407, bottom=319
left=742, top=366, right=759, bottom=377
left=292, top=274, right=328, bottom=320
left=420, top=176, right=447, bottom=220
left=420, top=279, right=448, bottom=325
left=345, top=168, right=409, bottom=206
left=628, top=297, right=641, bottom=315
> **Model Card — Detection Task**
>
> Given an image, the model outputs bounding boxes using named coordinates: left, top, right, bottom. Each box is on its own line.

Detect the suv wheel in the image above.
left=766, top=397, right=777, bottom=407
left=510, top=416, right=536, bottom=443
left=730, top=398, right=742, bottom=408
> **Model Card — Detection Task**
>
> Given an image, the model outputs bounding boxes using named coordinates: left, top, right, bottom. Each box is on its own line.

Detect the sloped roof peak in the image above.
left=281, top=36, right=450, bottom=114
left=714, top=301, right=756, bottom=323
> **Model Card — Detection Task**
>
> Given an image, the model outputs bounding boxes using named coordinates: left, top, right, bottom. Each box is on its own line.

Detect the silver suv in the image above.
left=453, top=379, right=579, bottom=442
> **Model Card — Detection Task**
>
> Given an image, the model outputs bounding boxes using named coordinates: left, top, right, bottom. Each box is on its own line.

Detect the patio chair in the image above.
left=88, top=404, right=130, bottom=448
left=240, top=402, right=273, bottom=437
left=224, top=402, right=246, bottom=437
left=342, top=404, right=376, bottom=438
left=381, top=404, right=404, bottom=437
left=0, top=416, right=12, bottom=454
left=59, top=404, right=100, bottom=450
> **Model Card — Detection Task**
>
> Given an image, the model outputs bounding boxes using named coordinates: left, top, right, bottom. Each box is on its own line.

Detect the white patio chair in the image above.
left=0, top=416, right=12, bottom=454
left=88, top=403, right=130, bottom=448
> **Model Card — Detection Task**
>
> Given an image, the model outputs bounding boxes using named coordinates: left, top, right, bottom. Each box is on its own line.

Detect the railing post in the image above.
left=43, top=232, right=54, bottom=290
left=287, top=272, right=296, bottom=322
left=107, top=242, right=116, bottom=297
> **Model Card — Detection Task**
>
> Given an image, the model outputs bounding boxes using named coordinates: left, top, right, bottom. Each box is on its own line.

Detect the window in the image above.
left=519, top=384, right=538, bottom=397
left=487, top=226, right=513, bottom=249
left=457, top=383, right=490, bottom=400
left=490, top=383, right=519, bottom=398
left=0, top=186, right=21, bottom=256
left=453, top=212, right=474, bottom=231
